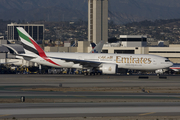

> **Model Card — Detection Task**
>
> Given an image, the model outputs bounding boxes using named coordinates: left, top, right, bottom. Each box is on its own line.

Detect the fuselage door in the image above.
left=153, top=58, right=157, bottom=65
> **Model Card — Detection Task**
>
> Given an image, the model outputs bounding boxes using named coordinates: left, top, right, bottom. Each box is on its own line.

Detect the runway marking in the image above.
left=139, top=112, right=155, bottom=116
left=0, top=114, right=10, bottom=117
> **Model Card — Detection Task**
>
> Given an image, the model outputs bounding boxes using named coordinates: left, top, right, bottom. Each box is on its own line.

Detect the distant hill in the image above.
left=0, top=0, right=180, bottom=24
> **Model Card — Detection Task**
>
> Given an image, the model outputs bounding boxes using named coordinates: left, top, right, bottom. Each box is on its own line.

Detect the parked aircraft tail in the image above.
left=16, top=27, right=46, bottom=57
left=90, top=42, right=96, bottom=49
left=16, top=27, right=61, bottom=66
left=90, top=40, right=105, bottom=53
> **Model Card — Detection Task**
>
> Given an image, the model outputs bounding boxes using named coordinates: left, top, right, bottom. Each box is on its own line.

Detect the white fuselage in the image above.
left=27, top=52, right=173, bottom=70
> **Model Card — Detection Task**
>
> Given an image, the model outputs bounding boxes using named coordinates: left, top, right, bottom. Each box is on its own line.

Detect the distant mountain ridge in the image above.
left=1, top=0, right=180, bottom=24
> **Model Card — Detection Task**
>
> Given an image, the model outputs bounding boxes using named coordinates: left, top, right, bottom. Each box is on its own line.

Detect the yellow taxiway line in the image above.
left=0, top=114, right=10, bottom=117
left=139, top=112, right=155, bottom=116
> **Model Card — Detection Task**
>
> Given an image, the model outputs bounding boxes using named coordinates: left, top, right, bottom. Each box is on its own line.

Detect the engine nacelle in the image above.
left=99, top=64, right=117, bottom=74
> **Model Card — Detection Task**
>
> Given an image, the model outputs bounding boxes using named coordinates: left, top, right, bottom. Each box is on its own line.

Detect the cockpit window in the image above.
left=165, top=60, right=170, bottom=62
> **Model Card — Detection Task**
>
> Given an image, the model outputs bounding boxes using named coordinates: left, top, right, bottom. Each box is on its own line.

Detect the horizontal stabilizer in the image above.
left=16, top=54, right=36, bottom=60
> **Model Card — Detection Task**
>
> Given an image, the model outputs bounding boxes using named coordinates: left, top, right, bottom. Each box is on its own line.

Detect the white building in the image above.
left=119, top=35, right=147, bottom=47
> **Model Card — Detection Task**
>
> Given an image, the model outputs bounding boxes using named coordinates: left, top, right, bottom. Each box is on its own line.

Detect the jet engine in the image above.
left=99, top=64, right=117, bottom=74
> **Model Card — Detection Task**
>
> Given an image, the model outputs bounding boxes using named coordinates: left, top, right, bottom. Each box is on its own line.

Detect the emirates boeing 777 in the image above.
left=16, top=27, right=173, bottom=75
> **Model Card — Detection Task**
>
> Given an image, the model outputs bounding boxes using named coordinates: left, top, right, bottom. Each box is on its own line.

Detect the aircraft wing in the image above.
left=49, top=56, right=102, bottom=67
